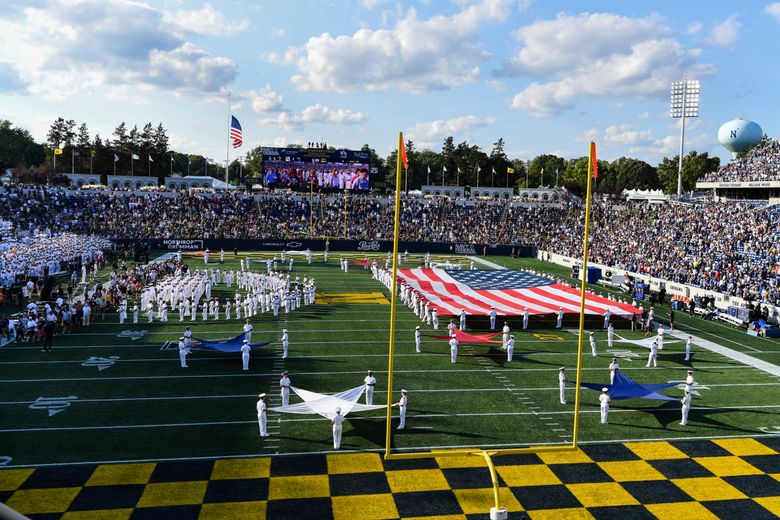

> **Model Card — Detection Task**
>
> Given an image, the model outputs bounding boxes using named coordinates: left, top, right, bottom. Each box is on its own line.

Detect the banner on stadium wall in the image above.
left=111, top=239, right=536, bottom=257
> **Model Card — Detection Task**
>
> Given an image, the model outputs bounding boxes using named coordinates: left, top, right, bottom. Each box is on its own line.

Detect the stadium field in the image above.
left=1, top=252, right=779, bottom=470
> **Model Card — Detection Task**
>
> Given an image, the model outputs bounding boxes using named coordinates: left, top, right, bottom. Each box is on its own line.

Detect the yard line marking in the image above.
left=8, top=427, right=780, bottom=469
left=668, top=329, right=780, bottom=377
left=4, top=403, right=777, bottom=433
left=467, top=256, right=507, bottom=270
left=0, top=364, right=753, bottom=384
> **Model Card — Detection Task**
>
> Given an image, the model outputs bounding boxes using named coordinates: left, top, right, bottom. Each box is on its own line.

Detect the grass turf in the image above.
left=1, top=252, right=779, bottom=467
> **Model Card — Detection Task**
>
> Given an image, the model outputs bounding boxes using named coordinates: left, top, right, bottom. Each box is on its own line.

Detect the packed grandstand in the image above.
left=1, top=180, right=779, bottom=307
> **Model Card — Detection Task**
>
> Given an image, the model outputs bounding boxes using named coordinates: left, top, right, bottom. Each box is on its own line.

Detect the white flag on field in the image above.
left=113, top=154, right=119, bottom=163
left=148, top=155, right=153, bottom=162
left=131, top=153, right=139, bottom=160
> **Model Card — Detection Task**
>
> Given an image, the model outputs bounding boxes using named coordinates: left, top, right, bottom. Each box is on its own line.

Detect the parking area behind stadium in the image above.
left=2, top=251, right=780, bottom=518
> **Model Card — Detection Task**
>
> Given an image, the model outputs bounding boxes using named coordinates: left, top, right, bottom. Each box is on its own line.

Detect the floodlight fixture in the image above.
left=670, top=78, right=701, bottom=195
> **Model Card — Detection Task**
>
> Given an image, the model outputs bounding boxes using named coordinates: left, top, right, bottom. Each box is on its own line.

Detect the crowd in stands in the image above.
left=1, top=185, right=779, bottom=306
left=700, top=137, right=780, bottom=182
left=1, top=230, right=112, bottom=289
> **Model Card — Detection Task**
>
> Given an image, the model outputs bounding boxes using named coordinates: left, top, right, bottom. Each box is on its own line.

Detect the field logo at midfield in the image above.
left=759, top=426, right=780, bottom=433
left=669, top=380, right=710, bottom=397
left=29, top=396, right=78, bottom=416
left=606, top=349, right=642, bottom=362
left=316, top=292, right=390, bottom=304
left=0, top=456, right=11, bottom=466
left=357, top=241, right=381, bottom=251
left=82, top=356, right=120, bottom=371
left=118, top=330, right=147, bottom=341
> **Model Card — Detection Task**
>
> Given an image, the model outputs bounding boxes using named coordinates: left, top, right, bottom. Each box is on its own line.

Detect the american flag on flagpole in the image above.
left=397, top=268, right=641, bottom=317
left=230, top=115, right=243, bottom=148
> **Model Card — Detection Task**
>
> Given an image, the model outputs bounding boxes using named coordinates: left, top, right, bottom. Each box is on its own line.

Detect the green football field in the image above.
left=1, top=252, right=779, bottom=468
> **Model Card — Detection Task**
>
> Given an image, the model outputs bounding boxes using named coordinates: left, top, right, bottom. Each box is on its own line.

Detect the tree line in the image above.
left=0, top=117, right=719, bottom=193
left=1, top=118, right=226, bottom=184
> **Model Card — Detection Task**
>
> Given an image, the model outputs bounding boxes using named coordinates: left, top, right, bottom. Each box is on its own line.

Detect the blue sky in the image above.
left=1, top=0, right=778, bottom=166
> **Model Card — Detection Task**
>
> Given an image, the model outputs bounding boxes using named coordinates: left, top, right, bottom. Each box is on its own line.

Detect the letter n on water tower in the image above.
left=731, top=130, right=737, bottom=139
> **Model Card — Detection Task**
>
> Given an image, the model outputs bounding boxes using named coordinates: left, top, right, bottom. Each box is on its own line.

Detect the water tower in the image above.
left=718, top=117, right=763, bottom=160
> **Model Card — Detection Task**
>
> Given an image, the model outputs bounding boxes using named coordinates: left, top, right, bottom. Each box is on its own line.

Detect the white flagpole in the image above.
left=226, top=91, right=231, bottom=186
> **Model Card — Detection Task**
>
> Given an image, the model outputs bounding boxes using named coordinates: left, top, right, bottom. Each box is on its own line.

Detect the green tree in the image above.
left=243, top=146, right=264, bottom=185
left=528, top=154, right=565, bottom=188
left=441, top=136, right=455, bottom=185
left=611, top=157, right=660, bottom=192
left=657, top=151, right=720, bottom=193
left=510, top=159, right=528, bottom=191
left=359, top=143, right=386, bottom=190
left=0, top=119, right=45, bottom=170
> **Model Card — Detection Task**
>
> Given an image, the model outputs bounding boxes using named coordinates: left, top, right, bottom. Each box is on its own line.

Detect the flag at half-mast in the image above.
left=230, top=116, right=243, bottom=148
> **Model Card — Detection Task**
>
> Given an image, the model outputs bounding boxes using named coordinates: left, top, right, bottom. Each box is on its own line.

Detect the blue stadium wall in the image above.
left=111, top=238, right=536, bottom=257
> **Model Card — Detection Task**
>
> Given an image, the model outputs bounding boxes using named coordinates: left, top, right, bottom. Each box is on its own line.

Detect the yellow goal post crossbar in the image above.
left=381, top=134, right=598, bottom=508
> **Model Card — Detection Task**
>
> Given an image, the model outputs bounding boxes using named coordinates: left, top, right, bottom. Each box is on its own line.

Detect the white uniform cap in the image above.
left=602, top=387, right=608, bottom=392
left=559, top=367, right=565, bottom=370
left=283, top=329, right=288, bottom=332
left=335, top=407, right=341, bottom=413
left=401, top=389, right=407, bottom=393
left=243, top=339, right=249, bottom=343
left=258, top=393, right=266, bottom=398
left=415, top=326, right=420, bottom=329
left=179, top=337, right=185, bottom=340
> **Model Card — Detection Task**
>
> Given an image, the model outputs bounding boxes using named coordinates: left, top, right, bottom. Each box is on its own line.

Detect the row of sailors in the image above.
left=118, top=285, right=315, bottom=324
left=116, top=268, right=315, bottom=324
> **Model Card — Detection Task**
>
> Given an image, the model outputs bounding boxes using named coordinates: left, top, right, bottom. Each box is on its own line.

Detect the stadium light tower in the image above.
left=670, top=77, right=700, bottom=195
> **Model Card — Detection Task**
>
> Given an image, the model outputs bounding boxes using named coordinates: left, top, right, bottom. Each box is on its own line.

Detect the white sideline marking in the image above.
left=0, top=364, right=753, bottom=384
left=4, top=404, right=779, bottom=433
left=8, top=429, right=780, bottom=469
left=467, top=256, right=506, bottom=270
left=668, top=329, right=780, bottom=377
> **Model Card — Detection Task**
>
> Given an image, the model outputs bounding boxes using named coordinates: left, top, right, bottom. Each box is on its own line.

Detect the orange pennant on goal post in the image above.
left=399, top=133, right=409, bottom=169
left=590, top=141, right=598, bottom=179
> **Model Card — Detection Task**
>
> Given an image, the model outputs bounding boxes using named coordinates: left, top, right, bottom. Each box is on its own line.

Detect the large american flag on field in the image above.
left=397, top=268, right=641, bottom=317
left=230, top=115, right=243, bottom=148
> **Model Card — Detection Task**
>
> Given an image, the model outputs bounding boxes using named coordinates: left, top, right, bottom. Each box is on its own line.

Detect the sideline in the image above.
left=668, top=329, right=780, bottom=377
left=467, top=256, right=507, bottom=270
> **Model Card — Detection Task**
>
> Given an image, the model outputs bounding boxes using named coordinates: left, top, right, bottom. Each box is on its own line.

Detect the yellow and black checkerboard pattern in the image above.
left=3, top=438, right=780, bottom=519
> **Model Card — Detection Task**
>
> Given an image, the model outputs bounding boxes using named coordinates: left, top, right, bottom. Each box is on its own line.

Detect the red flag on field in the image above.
left=590, top=141, right=598, bottom=179
left=399, top=133, right=409, bottom=169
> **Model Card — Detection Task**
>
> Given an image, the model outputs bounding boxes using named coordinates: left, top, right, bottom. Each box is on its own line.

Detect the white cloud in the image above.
left=246, top=85, right=285, bottom=113
left=486, top=79, right=506, bottom=92
left=637, top=111, right=651, bottom=120
left=765, top=3, right=780, bottom=23
left=261, top=104, right=367, bottom=131
left=686, top=21, right=703, bottom=34
left=301, top=104, right=367, bottom=124
left=501, top=12, right=716, bottom=117
left=603, top=124, right=654, bottom=146
left=162, top=3, right=248, bottom=37
left=406, top=115, right=496, bottom=145
left=0, top=0, right=238, bottom=99
left=0, top=62, right=26, bottom=93
left=360, top=0, right=387, bottom=9
left=271, top=0, right=512, bottom=94
left=706, top=15, right=740, bottom=48
left=575, top=128, right=598, bottom=142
